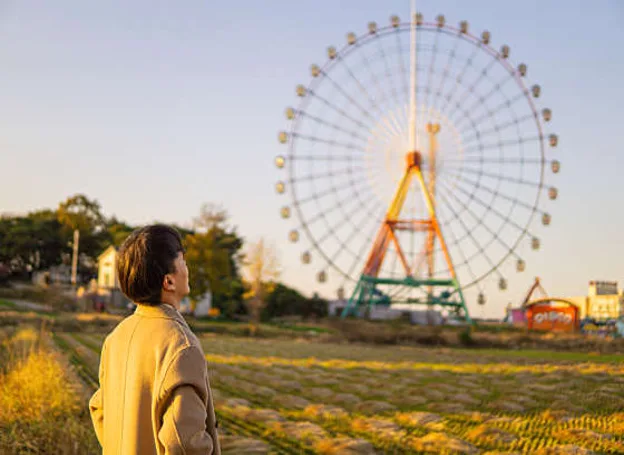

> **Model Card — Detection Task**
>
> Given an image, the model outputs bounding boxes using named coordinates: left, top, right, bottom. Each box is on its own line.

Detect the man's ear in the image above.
left=163, top=274, right=175, bottom=292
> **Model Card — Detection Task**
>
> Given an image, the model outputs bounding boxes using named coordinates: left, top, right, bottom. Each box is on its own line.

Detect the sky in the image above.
left=0, top=1, right=622, bottom=318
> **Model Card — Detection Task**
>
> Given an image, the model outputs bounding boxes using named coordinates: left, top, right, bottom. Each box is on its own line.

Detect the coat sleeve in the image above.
left=157, top=345, right=215, bottom=455
left=89, top=339, right=106, bottom=446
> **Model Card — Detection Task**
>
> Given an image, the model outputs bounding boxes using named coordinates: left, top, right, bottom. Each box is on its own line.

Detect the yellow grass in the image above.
left=0, top=328, right=99, bottom=454
left=204, top=352, right=624, bottom=376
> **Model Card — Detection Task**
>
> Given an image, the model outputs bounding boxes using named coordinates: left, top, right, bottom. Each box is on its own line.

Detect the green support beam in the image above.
left=341, top=274, right=473, bottom=324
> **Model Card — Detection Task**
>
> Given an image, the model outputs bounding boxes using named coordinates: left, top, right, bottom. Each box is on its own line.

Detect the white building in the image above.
left=97, top=246, right=119, bottom=290
left=96, top=245, right=127, bottom=308
left=328, top=299, right=443, bottom=324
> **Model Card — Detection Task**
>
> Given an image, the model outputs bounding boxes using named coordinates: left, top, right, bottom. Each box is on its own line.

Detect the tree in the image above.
left=57, top=194, right=107, bottom=261
left=263, top=283, right=307, bottom=320
left=263, top=285, right=328, bottom=321
left=192, top=203, right=228, bottom=232
left=306, top=292, right=329, bottom=319
left=105, top=217, right=135, bottom=247
left=243, top=238, right=281, bottom=334
left=0, top=211, right=65, bottom=273
left=57, top=194, right=105, bottom=233
left=184, top=204, right=245, bottom=318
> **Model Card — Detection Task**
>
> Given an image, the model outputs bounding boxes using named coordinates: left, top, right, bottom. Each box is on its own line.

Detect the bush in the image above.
left=458, top=327, right=476, bottom=346
left=0, top=328, right=99, bottom=454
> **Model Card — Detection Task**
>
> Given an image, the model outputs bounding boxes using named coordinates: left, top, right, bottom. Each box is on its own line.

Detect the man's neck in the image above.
left=160, top=297, right=180, bottom=310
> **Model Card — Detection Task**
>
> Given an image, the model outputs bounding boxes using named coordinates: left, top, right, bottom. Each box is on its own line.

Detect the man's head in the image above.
left=117, top=224, right=190, bottom=308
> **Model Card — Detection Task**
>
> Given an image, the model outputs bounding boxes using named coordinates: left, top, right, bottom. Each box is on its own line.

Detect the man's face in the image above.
left=171, top=252, right=190, bottom=300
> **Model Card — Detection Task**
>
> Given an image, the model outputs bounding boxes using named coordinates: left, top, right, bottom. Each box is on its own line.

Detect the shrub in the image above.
left=0, top=328, right=99, bottom=454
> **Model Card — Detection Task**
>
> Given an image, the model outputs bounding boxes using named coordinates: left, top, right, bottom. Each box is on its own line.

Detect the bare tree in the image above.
left=193, top=203, right=228, bottom=233
left=243, top=238, right=281, bottom=335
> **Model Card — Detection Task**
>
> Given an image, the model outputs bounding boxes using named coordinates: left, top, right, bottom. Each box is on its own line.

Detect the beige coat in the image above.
left=89, top=303, right=220, bottom=455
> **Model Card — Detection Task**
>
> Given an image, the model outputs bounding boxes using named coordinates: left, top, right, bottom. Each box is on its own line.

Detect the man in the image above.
left=89, top=224, right=220, bottom=454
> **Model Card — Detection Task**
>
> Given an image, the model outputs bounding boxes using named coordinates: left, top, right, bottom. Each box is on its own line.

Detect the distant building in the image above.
left=194, top=292, right=213, bottom=318
left=97, top=245, right=128, bottom=308
left=328, top=300, right=444, bottom=324
left=566, top=281, right=624, bottom=321
left=508, top=280, right=624, bottom=327
left=49, top=264, right=72, bottom=284
left=97, top=246, right=119, bottom=290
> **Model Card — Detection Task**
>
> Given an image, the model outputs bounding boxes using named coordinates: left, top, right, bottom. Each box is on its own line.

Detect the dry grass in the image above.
left=0, top=327, right=99, bottom=454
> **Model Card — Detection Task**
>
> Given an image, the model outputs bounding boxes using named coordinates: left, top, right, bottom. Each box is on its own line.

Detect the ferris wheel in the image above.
left=274, top=11, right=560, bottom=321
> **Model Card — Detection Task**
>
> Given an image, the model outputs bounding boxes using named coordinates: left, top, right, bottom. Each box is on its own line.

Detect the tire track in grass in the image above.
left=71, top=332, right=102, bottom=354
left=213, top=377, right=418, bottom=454
left=52, top=332, right=99, bottom=391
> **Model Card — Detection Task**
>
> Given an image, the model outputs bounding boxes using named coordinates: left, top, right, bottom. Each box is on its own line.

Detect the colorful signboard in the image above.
left=591, top=281, right=618, bottom=296
left=526, top=303, right=579, bottom=332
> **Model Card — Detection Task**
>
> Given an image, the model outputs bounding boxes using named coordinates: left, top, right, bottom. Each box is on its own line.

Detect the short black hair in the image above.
left=116, top=224, right=184, bottom=304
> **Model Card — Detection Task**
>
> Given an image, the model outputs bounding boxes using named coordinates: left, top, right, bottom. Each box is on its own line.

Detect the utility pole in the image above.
left=71, top=229, right=80, bottom=286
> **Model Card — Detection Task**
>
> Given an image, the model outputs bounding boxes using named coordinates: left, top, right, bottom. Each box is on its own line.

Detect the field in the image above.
left=50, top=330, right=624, bottom=454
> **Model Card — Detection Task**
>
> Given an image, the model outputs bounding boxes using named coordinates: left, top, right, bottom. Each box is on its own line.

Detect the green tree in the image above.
left=0, top=211, right=65, bottom=271
left=184, top=204, right=244, bottom=318
left=263, top=286, right=328, bottom=321
left=306, top=292, right=329, bottom=319
left=57, top=194, right=107, bottom=261
left=105, top=217, right=135, bottom=247
left=263, top=283, right=307, bottom=320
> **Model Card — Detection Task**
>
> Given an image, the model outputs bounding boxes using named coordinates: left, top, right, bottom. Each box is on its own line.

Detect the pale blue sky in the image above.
left=0, top=1, right=622, bottom=317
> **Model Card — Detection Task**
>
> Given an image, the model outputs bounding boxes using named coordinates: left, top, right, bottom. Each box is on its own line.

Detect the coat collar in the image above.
left=134, top=303, right=189, bottom=327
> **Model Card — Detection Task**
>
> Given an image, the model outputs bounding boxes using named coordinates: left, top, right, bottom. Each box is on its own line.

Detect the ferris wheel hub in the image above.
left=406, top=151, right=422, bottom=169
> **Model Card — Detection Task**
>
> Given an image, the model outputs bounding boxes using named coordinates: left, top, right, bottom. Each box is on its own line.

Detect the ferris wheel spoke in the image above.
left=460, top=91, right=526, bottom=130
left=294, top=154, right=359, bottom=162
left=334, top=47, right=411, bottom=140
left=326, top=202, right=383, bottom=277
left=440, top=168, right=545, bottom=222
left=294, top=172, right=372, bottom=206
left=321, top=71, right=382, bottom=124
left=435, top=187, right=500, bottom=276
left=440, top=176, right=532, bottom=235
left=461, top=112, right=536, bottom=144
left=423, top=29, right=441, bottom=117
left=444, top=161, right=542, bottom=189
left=375, top=33, right=401, bottom=107
left=308, top=90, right=374, bottom=133
left=300, top=182, right=381, bottom=248
left=430, top=35, right=462, bottom=114
left=438, top=45, right=481, bottom=114
left=435, top=202, right=479, bottom=283
left=314, top=192, right=383, bottom=249
left=450, top=81, right=527, bottom=137
left=460, top=72, right=516, bottom=121
left=444, top=167, right=543, bottom=188
left=437, top=179, right=522, bottom=283
left=462, top=135, right=541, bottom=155
left=433, top=176, right=494, bottom=250
left=442, top=156, right=543, bottom=165
left=297, top=110, right=369, bottom=143
left=438, top=179, right=519, bottom=256
left=356, top=44, right=398, bottom=115
left=335, top=58, right=399, bottom=141
left=449, top=56, right=498, bottom=117
left=293, top=133, right=365, bottom=152
left=394, top=30, right=409, bottom=106
left=293, top=166, right=365, bottom=184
